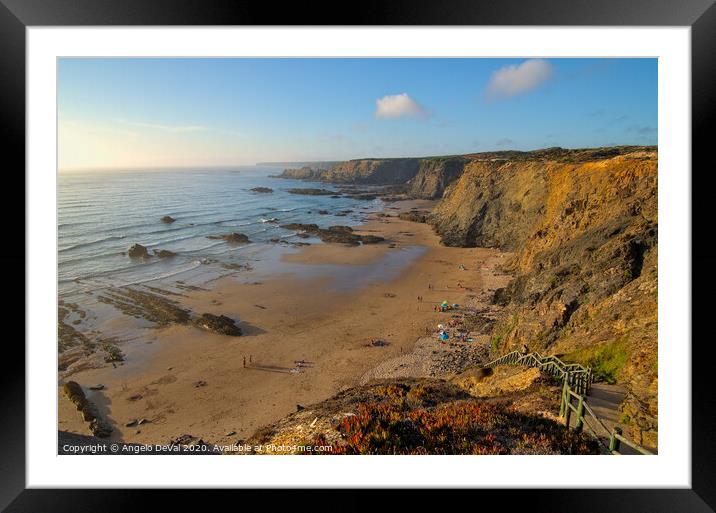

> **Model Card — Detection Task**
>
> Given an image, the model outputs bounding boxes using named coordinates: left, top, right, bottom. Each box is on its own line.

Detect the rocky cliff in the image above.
left=407, top=157, right=469, bottom=199
left=430, top=146, right=658, bottom=446
left=277, top=149, right=630, bottom=197
left=276, top=165, right=326, bottom=180
left=319, top=158, right=421, bottom=184
left=277, top=156, right=469, bottom=198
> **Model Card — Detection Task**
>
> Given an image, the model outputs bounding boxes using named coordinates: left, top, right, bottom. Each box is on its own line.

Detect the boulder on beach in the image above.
left=63, top=381, right=86, bottom=408
left=127, top=243, right=150, bottom=259
left=250, top=187, right=273, bottom=193
left=207, top=232, right=250, bottom=244
left=161, top=215, right=176, bottom=223
left=153, top=249, right=177, bottom=259
left=62, top=381, right=113, bottom=437
left=360, top=235, right=385, bottom=244
left=194, top=313, right=242, bottom=336
left=398, top=210, right=430, bottom=223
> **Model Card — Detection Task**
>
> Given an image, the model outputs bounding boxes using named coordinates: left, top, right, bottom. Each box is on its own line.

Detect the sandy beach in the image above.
left=58, top=200, right=511, bottom=445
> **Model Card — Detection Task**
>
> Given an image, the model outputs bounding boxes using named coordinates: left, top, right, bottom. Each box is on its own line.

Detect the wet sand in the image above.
left=58, top=199, right=510, bottom=445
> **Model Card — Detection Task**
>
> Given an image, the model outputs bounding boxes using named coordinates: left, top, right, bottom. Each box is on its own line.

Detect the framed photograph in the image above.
left=4, top=0, right=714, bottom=510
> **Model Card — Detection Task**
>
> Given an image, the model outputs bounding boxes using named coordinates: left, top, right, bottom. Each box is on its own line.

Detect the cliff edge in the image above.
left=430, top=146, right=658, bottom=446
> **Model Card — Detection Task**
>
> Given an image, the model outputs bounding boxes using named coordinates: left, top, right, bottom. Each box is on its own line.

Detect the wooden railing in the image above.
left=560, top=381, right=654, bottom=455
left=483, top=349, right=653, bottom=455
left=481, top=350, right=593, bottom=395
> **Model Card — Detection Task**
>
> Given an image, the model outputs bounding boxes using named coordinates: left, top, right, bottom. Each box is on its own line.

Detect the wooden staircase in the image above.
left=482, top=350, right=654, bottom=455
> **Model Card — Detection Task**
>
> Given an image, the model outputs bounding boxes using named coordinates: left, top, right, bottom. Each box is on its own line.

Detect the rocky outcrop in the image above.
left=277, top=166, right=326, bottom=180
left=58, top=301, right=93, bottom=353
left=161, top=215, right=176, bottom=223
left=153, top=249, right=177, bottom=258
left=127, top=243, right=150, bottom=258
left=398, top=209, right=430, bottom=223
left=430, top=146, right=658, bottom=445
left=280, top=223, right=384, bottom=245
left=286, top=188, right=335, bottom=196
left=207, top=232, right=250, bottom=244
left=194, top=313, right=242, bottom=336
left=63, top=381, right=112, bottom=437
left=96, top=287, right=191, bottom=325
left=250, top=187, right=273, bottom=193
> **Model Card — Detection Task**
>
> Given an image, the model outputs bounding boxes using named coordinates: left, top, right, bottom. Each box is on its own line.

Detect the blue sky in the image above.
left=58, top=58, right=657, bottom=170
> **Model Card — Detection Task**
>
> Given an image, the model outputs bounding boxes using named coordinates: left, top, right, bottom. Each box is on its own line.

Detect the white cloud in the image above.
left=374, top=93, right=427, bottom=119
left=486, top=59, right=554, bottom=100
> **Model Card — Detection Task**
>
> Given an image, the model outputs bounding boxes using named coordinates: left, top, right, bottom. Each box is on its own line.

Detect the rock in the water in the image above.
left=127, top=243, right=150, bottom=259
left=280, top=223, right=383, bottom=246
left=250, top=187, right=273, bottom=193
left=161, top=215, right=176, bottom=223
left=281, top=223, right=319, bottom=232
left=286, top=188, right=335, bottom=196
left=89, top=384, right=105, bottom=391
left=194, top=313, right=242, bottom=336
left=207, top=233, right=250, bottom=244
left=153, top=249, right=177, bottom=258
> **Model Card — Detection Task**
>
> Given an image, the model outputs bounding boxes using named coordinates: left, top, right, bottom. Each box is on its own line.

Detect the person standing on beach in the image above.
left=243, top=356, right=246, bottom=368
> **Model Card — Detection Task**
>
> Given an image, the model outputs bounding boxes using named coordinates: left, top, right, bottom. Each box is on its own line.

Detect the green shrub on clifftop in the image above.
left=564, top=338, right=629, bottom=384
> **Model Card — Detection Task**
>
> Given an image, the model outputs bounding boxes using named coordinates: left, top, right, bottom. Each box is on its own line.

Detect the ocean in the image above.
left=58, top=166, right=387, bottom=301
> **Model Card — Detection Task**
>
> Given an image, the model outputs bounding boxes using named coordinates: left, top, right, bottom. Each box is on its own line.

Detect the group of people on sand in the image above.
left=434, top=301, right=459, bottom=312
left=436, top=323, right=470, bottom=343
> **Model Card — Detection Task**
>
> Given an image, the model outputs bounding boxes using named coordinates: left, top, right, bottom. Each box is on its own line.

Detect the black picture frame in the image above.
left=2, top=0, right=713, bottom=510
